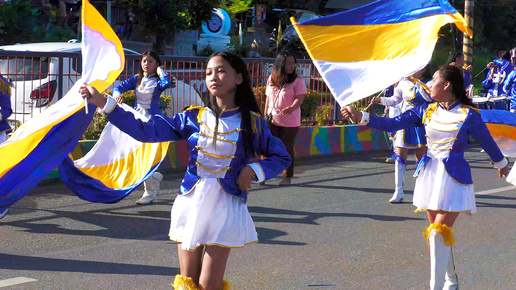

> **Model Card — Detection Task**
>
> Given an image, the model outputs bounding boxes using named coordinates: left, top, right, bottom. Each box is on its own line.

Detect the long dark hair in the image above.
left=445, top=50, right=463, bottom=66
left=137, top=50, right=161, bottom=87
left=269, top=50, right=298, bottom=88
left=438, top=65, right=473, bottom=107
left=206, top=52, right=261, bottom=158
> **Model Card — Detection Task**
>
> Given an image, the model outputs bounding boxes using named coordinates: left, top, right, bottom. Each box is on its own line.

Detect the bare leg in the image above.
left=414, top=146, right=427, bottom=162
left=198, top=246, right=231, bottom=290
left=177, top=244, right=204, bottom=285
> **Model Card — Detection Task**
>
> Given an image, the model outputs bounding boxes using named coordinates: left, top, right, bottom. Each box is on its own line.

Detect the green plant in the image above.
left=315, top=103, right=334, bottom=126
left=197, top=44, right=215, bottom=57
left=300, top=89, right=322, bottom=120
left=252, top=86, right=266, bottom=114
left=81, top=91, right=172, bottom=140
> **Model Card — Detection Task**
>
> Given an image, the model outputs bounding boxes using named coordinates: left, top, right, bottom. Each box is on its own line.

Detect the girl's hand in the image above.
left=370, top=97, right=381, bottom=105
left=340, top=106, right=362, bottom=123
left=282, top=106, right=295, bottom=116
left=114, top=95, right=124, bottom=104
left=236, top=165, right=256, bottom=193
left=79, top=85, right=107, bottom=108
left=499, top=164, right=509, bottom=178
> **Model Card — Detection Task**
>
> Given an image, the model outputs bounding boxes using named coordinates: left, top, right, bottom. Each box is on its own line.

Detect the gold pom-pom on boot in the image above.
left=171, top=275, right=199, bottom=290
left=222, top=279, right=231, bottom=290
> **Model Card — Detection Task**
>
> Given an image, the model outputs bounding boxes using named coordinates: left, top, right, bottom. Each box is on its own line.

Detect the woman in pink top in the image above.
left=265, top=51, right=307, bottom=186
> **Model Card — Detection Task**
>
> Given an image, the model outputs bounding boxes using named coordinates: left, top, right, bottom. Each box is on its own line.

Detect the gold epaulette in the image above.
left=183, top=105, right=203, bottom=112
left=0, top=77, right=11, bottom=96
left=461, top=104, right=479, bottom=113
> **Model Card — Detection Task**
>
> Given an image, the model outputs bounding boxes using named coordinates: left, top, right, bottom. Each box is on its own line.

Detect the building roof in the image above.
left=325, top=0, right=375, bottom=10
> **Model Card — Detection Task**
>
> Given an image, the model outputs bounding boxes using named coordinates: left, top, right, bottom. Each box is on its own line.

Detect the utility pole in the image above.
left=462, top=0, right=474, bottom=66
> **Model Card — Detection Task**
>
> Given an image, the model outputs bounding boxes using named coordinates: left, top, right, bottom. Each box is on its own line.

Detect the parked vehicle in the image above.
left=0, top=41, right=203, bottom=127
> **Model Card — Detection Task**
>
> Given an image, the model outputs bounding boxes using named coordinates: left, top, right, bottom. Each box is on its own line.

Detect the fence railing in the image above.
left=0, top=51, right=374, bottom=129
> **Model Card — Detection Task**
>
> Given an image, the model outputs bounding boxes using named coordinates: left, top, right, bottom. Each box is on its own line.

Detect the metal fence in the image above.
left=0, top=51, right=373, bottom=129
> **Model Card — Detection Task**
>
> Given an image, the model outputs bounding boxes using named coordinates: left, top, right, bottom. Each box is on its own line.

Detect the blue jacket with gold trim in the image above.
left=105, top=104, right=291, bottom=202
left=113, top=73, right=172, bottom=115
left=364, top=102, right=505, bottom=184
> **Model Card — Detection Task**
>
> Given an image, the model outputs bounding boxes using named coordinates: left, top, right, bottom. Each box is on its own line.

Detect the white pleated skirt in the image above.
left=413, top=157, right=476, bottom=214
left=169, top=178, right=258, bottom=250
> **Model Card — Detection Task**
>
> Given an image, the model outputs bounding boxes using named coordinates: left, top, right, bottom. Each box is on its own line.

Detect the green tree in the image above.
left=115, top=0, right=219, bottom=54
left=0, top=0, right=40, bottom=45
left=220, top=0, right=252, bottom=14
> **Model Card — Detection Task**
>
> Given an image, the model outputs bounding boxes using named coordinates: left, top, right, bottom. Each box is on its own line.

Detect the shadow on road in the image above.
left=0, top=253, right=177, bottom=275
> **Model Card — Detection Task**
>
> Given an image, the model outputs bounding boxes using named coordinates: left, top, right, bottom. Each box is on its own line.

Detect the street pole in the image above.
left=462, top=0, right=474, bottom=66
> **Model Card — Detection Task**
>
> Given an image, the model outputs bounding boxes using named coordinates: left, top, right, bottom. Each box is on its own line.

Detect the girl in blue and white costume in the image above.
left=502, top=67, right=516, bottom=113
left=342, top=65, right=509, bottom=290
left=371, top=67, right=432, bottom=203
left=80, top=52, right=290, bottom=290
left=112, top=50, right=174, bottom=205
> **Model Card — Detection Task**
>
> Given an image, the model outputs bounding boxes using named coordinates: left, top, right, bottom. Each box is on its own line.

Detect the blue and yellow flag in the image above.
left=0, top=0, right=124, bottom=210
left=58, top=2, right=169, bottom=203
left=292, top=0, right=472, bottom=106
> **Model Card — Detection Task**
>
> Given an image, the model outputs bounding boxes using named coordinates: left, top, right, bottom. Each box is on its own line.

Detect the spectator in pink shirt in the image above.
left=264, top=51, right=307, bottom=186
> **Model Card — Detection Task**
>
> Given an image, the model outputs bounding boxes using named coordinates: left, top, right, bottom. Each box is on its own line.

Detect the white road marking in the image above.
left=475, top=185, right=514, bottom=195
left=0, top=277, right=38, bottom=288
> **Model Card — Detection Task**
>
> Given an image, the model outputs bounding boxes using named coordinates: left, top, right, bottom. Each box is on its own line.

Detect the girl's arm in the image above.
left=81, top=85, right=188, bottom=143
left=248, top=119, right=292, bottom=182
left=113, top=75, right=138, bottom=103
left=341, top=105, right=424, bottom=132
left=156, top=67, right=173, bottom=90
left=503, top=71, right=515, bottom=95
left=282, top=78, right=307, bottom=115
left=379, top=85, right=403, bottom=107
left=468, top=110, right=508, bottom=167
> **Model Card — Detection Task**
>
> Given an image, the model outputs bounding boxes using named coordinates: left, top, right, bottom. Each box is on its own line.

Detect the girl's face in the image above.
left=141, top=55, right=158, bottom=75
left=430, top=71, right=451, bottom=102
left=206, top=56, right=242, bottom=99
left=284, top=56, right=297, bottom=75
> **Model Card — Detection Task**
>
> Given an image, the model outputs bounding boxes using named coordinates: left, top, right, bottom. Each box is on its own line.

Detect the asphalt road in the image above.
left=1, top=146, right=515, bottom=289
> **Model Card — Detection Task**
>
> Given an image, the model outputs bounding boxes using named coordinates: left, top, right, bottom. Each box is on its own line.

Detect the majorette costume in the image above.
left=101, top=97, right=290, bottom=290
left=503, top=68, right=516, bottom=112
left=104, top=97, right=289, bottom=230
left=112, top=67, right=174, bottom=204
left=482, top=59, right=514, bottom=96
left=378, top=77, right=432, bottom=203
left=360, top=102, right=507, bottom=290
left=0, top=75, right=12, bottom=143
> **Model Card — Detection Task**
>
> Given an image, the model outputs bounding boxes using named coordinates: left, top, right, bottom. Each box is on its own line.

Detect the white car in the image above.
left=0, top=41, right=203, bottom=126
left=0, top=41, right=141, bottom=126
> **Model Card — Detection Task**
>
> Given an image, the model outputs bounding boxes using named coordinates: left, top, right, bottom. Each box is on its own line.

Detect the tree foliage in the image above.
left=115, top=0, right=219, bottom=54
left=221, top=0, right=252, bottom=15
left=0, top=0, right=40, bottom=45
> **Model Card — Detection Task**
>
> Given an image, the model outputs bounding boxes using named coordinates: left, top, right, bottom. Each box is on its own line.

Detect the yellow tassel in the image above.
left=171, top=275, right=199, bottom=290
left=423, top=223, right=455, bottom=246
left=222, top=279, right=231, bottom=290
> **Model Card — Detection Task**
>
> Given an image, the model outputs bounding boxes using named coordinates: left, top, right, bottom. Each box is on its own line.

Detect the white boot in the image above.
left=429, top=229, right=452, bottom=290
left=389, top=159, right=405, bottom=203
left=443, top=247, right=459, bottom=290
left=136, top=172, right=163, bottom=205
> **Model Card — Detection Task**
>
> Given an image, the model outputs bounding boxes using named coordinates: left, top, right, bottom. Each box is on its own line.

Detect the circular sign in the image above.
left=202, top=9, right=231, bottom=36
